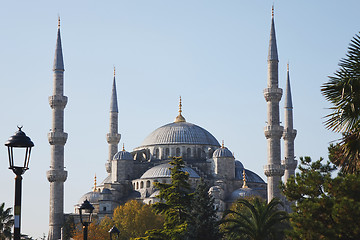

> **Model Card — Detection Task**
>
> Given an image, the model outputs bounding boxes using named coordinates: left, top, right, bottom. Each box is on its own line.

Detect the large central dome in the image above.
left=139, top=121, right=220, bottom=147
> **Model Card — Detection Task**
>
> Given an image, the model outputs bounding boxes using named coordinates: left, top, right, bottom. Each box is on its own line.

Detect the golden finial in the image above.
left=242, top=170, right=248, bottom=188
left=122, top=143, right=125, bottom=151
left=93, top=174, right=97, bottom=192
left=114, top=66, right=116, bottom=77
left=221, top=140, right=225, bottom=148
left=287, top=61, right=289, bottom=72
left=58, top=16, right=60, bottom=28
left=179, top=96, right=182, bottom=115
left=174, top=96, right=186, bottom=123
left=272, top=5, right=274, bottom=17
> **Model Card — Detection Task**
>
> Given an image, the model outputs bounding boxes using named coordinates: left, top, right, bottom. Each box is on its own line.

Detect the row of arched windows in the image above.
left=152, top=147, right=206, bottom=159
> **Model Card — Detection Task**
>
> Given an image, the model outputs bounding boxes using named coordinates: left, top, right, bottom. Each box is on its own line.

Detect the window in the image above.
left=140, top=181, right=144, bottom=189
left=187, top=148, right=191, bottom=158
left=146, top=180, right=150, bottom=188
left=154, top=148, right=159, bottom=159
left=165, top=148, right=170, bottom=157
left=176, top=148, right=180, bottom=157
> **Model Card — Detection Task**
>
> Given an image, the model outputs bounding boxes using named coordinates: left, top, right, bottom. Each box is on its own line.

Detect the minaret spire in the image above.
left=282, top=63, right=297, bottom=184
left=53, top=17, right=64, bottom=72
left=106, top=68, right=121, bottom=176
left=263, top=6, right=284, bottom=203
left=47, top=19, right=68, bottom=240
left=268, top=5, right=278, bottom=62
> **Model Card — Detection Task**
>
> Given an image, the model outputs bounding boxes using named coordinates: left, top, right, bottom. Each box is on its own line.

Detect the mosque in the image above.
left=47, top=8, right=296, bottom=240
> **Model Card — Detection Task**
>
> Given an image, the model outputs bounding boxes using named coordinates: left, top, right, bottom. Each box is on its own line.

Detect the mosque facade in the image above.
left=47, top=8, right=296, bottom=240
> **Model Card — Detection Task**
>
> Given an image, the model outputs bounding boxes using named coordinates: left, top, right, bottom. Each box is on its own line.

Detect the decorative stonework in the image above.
left=263, top=88, right=283, bottom=102
left=48, top=132, right=68, bottom=145
left=46, top=170, right=68, bottom=182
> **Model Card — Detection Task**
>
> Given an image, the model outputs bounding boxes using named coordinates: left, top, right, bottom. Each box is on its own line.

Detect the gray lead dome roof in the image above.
left=140, top=163, right=200, bottom=179
left=139, top=122, right=220, bottom=147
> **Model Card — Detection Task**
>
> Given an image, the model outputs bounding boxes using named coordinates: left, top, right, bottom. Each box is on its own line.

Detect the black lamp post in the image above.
left=108, top=225, right=120, bottom=240
left=5, top=127, right=34, bottom=240
left=79, top=199, right=94, bottom=240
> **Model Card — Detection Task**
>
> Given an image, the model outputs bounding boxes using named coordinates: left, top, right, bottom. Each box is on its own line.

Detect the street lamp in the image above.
left=5, top=127, right=34, bottom=240
left=79, top=199, right=94, bottom=240
left=108, top=225, right=120, bottom=240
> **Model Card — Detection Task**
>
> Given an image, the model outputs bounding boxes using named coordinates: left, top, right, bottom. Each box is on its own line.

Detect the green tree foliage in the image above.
left=220, top=197, right=288, bottom=240
left=144, top=157, right=193, bottom=240
left=187, top=179, right=220, bottom=240
left=321, top=33, right=360, bottom=173
left=0, top=202, right=14, bottom=240
left=282, top=156, right=360, bottom=239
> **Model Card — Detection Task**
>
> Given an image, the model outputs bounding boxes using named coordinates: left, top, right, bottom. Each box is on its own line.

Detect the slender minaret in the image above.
left=282, top=63, right=297, bottom=183
left=263, top=7, right=284, bottom=202
left=47, top=18, right=68, bottom=240
left=106, top=68, right=121, bottom=175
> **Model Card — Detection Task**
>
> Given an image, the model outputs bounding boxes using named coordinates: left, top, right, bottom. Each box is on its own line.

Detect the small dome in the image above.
left=213, top=147, right=233, bottom=158
left=230, top=187, right=260, bottom=201
left=140, top=163, right=200, bottom=179
left=113, top=150, right=133, bottom=161
left=78, top=191, right=101, bottom=205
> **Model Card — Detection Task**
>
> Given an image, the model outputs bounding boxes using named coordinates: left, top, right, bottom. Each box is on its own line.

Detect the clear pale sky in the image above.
left=0, top=1, right=359, bottom=238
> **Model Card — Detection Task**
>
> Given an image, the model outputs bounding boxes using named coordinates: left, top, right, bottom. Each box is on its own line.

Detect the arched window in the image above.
left=136, top=182, right=139, bottom=189
left=140, top=181, right=144, bottom=189
left=146, top=180, right=150, bottom=188
left=187, top=148, right=191, bottom=158
left=154, top=148, right=159, bottom=159
left=103, top=207, right=107, bottom=212
left=176, top=148, right=180, bottom=157
left=165, top=148, right=170, bottom=158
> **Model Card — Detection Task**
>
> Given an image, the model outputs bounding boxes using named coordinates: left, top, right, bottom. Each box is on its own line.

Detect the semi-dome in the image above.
left=235, top=167, right=265, bottom=183
left=78, top=191, right=101, bottom=205
left=139, top=121, right=220, bottom=147
left=113, top=149, right=133, bottom=161
left=213, top=146, right=233, bottom=158
left=140, top=163, right=200, bottom=179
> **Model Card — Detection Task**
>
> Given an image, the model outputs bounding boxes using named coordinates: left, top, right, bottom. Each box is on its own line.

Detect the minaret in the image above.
left=47, top=18, right=68, bottom=240
left=282, top=63, right=297, bottom=183
left=106, top=67, right=121, bottom=174
left=263, top=7, right=284, bottom=202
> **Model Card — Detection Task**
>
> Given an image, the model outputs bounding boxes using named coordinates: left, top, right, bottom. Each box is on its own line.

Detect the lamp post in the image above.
left=79, top=199, right=94, bottom=240
left=5, top=127, right=34, bottom=240
left=108, top=225, right=120, bottom=240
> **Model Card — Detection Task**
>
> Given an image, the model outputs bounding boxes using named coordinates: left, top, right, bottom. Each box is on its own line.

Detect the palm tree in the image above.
left=321, top=33, right=360, bottom=173
left=220, top=198, right=288, bottom=240
left=0, top=202, right=14, bottom=240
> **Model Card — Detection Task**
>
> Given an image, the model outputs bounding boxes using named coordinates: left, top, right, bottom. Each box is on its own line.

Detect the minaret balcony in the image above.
left=263, top=88, right=282, bottom=102
left=282, top=129, right=297, bottom=140
left=264, top=164, right=284, bottom=177
left=107, top=133, right=121, bottom=144
left=47, top=169, right=68, bottom=182
left=48, top=131, right=68, bottom=145
left=264, top=125, right=283, bottom=139
left=281, top=158, right=298, bottom=170
left=49, top=95, right=68, bottom=109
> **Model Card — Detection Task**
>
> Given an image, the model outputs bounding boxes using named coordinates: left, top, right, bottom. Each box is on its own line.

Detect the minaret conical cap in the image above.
left=268, top=6, right=278, bottom=61
left=110, top=67, right=119, bottom=113
left=53, top=17, right=64, bottom=71
left=285, top=63, right=293, bottom=108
